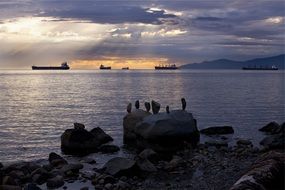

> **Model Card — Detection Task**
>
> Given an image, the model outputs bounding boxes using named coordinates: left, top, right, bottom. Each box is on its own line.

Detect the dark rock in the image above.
left=90, top=127, right=113, bottom=144
left=200, top=126, right=234, bottom=135
left=236, top=139, right=252, bottom=146
left=135, top=110, right=200, bottom=152
left=259, top=121, right=280, bottom=134
left=2, top=176, right=18, bottom=186
left=80, top=187, right=89, bottom=190
left=138, top=149, right=159, bottom=164
left=127, top=103, right=132, bottom=113
left=114, top=180, right=131, bottom=190
left=205, top=140, right=228, bottom=147
left=260, top=133, right=284, bottom=149
left=151, top=100, right=160, bottom=114
left=136, top=157, right=157, bottom=172
left=98, top=145, right=120, bottom=153
left=81, top=157, right=96, bottom=164
left=181, top=98, right=186, bottom=110
left=104, top=183, right=112, bottom=190
left=23, top=183, right=42, bottom=190
left=61, top=127, right=102, bottom=155
left=102, top=157, right=137, bottom=177
left=0, top=162, right=3, bottom=169
left=46, top=175, right=64, bottom=189
left=164, top=156, right=184, bottom=171
left=48, top=152, right=68, bottom=167
left=60, top=163, right=83, bottom=175
left=31, top=168, right=50, bottom=185
left=74, top=122, right=85, bottom=130
left=135, top=100, right=140, bottom=109
left=3, top=162, right=40, bottom=175
left=144, top=102, right=151, bottom=112
left=0, top=185, right=22, bottom=190
left=166, top=106, right=170, bottom=114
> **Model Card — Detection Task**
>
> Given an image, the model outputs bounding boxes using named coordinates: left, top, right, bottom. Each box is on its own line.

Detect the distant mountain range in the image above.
left=180, top=54, right=285, bottom=70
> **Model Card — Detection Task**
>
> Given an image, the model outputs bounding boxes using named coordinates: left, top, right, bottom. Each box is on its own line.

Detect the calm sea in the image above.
left=0, top=70, right=284, bottom=164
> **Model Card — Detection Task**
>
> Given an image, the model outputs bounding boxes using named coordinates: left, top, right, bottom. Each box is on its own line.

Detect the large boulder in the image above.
left=61, top=127, right=113, bottom=155
left=135, top=110, right=199, bottom=152
left=260, top=133, right=284, bottom=149
left=123, top=109, right=151, bottom=143
left=200, top=126, right=234, bottom=135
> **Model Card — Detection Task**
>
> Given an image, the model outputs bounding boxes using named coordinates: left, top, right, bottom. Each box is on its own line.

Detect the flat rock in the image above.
left=200, top=126, right=234, bottom=135
left=102, top=157, right=137, bottom=177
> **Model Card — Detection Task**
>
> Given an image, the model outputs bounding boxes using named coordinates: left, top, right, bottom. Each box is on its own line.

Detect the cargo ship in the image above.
left=99, top=64, right=111, bottom=70
left=32, top=62, right=70, bottom=70
left=155, top=64, right=178, bottom=70
left=122, top=67, right=129, bottom=70
left=242, top=65, right=278, bottom=70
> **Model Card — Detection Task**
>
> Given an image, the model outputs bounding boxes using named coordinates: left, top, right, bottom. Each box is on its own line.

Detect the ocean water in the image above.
left=0, top=70, right=284, bottom=164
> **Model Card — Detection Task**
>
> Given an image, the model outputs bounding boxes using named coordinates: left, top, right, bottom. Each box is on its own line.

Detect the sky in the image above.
left=0, top=0, right=284, bottom=69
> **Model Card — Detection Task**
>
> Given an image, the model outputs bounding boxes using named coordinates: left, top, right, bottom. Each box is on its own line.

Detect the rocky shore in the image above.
left=0, top=100, right=284, bottom=190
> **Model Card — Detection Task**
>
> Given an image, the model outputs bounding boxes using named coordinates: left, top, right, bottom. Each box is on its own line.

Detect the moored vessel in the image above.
left=100, top=64, right=111, bottom=70
left=122, top=67, right=129, bottom=70
left=242, top=65, right=278, bottom=70
left=32, top=62, right=70, bottom=70
left=155, top=64, right=178, bottom=70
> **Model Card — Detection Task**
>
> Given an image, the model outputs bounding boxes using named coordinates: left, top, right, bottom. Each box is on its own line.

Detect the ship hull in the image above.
left=155, top=67, right=178, bottom=70
left=100, top=67, right=111, bottom=70
left=242, top=67, right=278, bottom=70
left=32, top=66, right=69, bottom=70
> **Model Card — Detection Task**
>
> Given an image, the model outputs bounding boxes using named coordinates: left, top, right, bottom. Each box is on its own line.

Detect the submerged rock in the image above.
left=200, top=126, right=234, bottom=135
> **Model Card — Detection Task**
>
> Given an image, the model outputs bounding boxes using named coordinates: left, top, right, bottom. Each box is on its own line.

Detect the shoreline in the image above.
left=0, top=121, right=284, bottom=190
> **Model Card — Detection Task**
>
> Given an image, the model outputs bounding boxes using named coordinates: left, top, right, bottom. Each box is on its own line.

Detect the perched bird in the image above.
left=166, top=105, right=170, bottom=114
left=135, top=100, right=140, bottom=109
left=181, top=98, right=186, bottom=110
left=144, top=102, right=151, bottom=112
left=127, top=103, right=132, bottom=113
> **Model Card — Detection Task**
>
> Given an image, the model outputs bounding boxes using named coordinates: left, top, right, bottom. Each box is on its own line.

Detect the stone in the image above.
left=259, top=121, right=280, bottom=134
left=104, top=183, right=112, bottom=189
left=81, top=157, right=96, bottom=164
left=74, top=122, right=85, bottom=130
left=23, top=183, right=42, bottom=190
left=123, top=109, right=151, bottom=143
left=181, top=98, right=186, bottom=110
left=61, top=127, right=112, bottom=155
left=260, top=133, right=284, bottom=149
left=60, top=163, right=83, bottom=175
left=31, top=168, right=50, bottom=184
left=236, top=139, right=252, bottom=146
left=0, top=185, right=22, bottom=190
left=136, top=157, right=157, bottom=172
left=46, top=175, right=64, bottom=189
left=48, top=152, right=68, bottom=167
left=102, top=157, right=137, bottom=177
left=127, top=103, right=132, bottom=113
left=205, top=140, right=228, bottom=147
left=0, top=162, right=3, bottom=169
left=2, top=176, right=18, bottom=186
left=144, top=102, right=151, bottom=112
left=80, top=187, right=89, bottom=190
left=135, top=110, right=200, bottom=152
left=114, top=180, right=131, bottom=190
left=135, top=100, right=140, bottom=109
left=200, top=126, right=234, bottom=135
left=151, top=100, right=160, bottom=114
left=166, top=106, right=170, bottom=114
left=98, top=145, right=120, bottom=153
left=138, top=148, right=159, bottom=164
left=164, top=156, right=184, bottom=171
left=90, top=127, right=113, bottom=144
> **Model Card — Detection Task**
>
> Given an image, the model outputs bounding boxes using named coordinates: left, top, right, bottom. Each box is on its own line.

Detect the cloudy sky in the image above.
left=0, top=0, right=284, bottom=69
